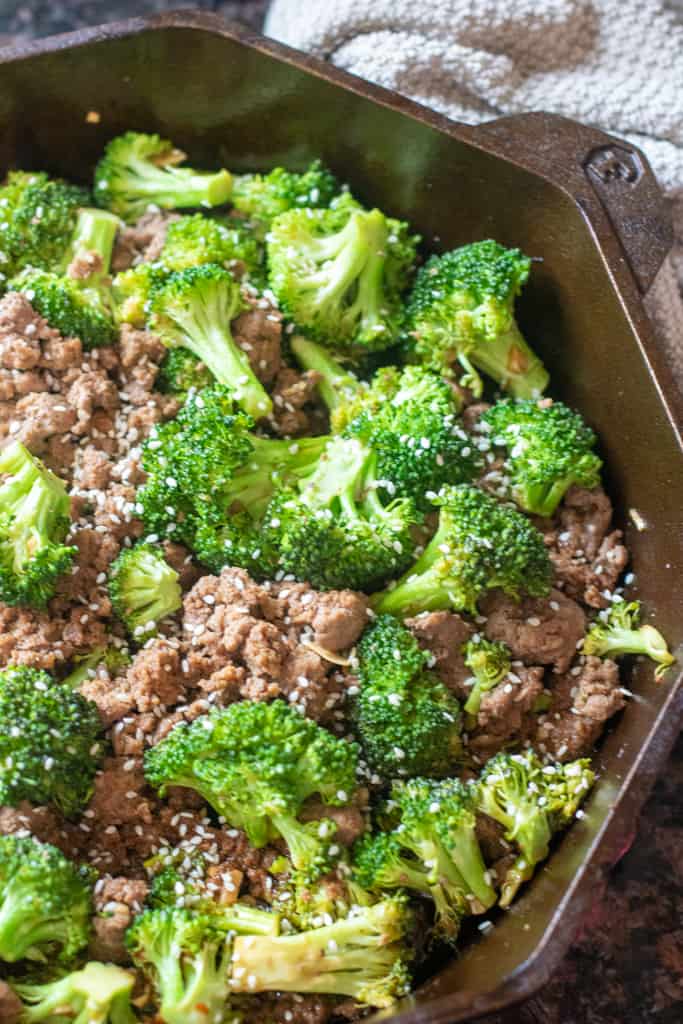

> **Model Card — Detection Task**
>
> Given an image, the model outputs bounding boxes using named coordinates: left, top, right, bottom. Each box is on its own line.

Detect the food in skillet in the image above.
left=0, top=133, right=674, bottom=1022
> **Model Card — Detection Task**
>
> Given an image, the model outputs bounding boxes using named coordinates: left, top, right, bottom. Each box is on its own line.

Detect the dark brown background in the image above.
left=1, top=2, right=680, bottom=1021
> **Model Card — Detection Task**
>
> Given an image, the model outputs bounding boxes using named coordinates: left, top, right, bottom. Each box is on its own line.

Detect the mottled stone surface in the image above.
left=0, top=2, right=680, bottom=1020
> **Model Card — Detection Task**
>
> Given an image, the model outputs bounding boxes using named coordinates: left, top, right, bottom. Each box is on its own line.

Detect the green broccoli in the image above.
left=582, top=601, right=675, bottom=679
left=476, top=750, right=595, bottom=907
left=0, top=441, right=77, bottom=608
left=462, top=636, right=512, bottom=718
left=291, top=336, right=481, bottom=508
left=112, top=262, right=166, bottom=326
left=7, top=205, right=121, bottom=348
left=268, top=193, right=419, bottom=352
left=144, top=699, right=358, bottom=880
left=94, top=132, right=232, bottom=222
left=268, top=434, right=419, bottom=592
left=0, top=835, right=94, bottom=964
left=0, top=170, right=89, bottom=276
left=62, top=643, right=131, bottom=689
left=108, top=543, right=182, bottom=641
left=149, top=263, right=272, bottom=419
left=8, top=266, right=117, bottom=348
left=156, top=346, right=214, bottom=399
left=371, top=483, right=552, bottom=617
left=12, top=962, right=137, bottom=1024
left=355, top=614, right=462, bottom=778
left=160, top=213, right=265, bottom=285
left=405, top=240, right=548, bottom=398
left=0, top=665, right=103, bottom=816
left=229, top=894, right=412, bottom=1008
left=136, top=385, right=327, bottom=577
left=355, top=777, right=496, bottom=940
left=126, top=907, right=235, bottom=1024
left=232, top=159, right=340, bottom=231
left=290, top=333, right=376, bottom=432
left=481, top=399, right=603, bottom=516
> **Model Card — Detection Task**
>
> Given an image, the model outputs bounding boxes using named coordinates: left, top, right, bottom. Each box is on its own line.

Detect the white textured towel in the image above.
left=265, top=0, right=683, bottom=383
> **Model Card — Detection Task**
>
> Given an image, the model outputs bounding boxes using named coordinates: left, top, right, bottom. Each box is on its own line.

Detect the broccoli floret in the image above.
left=149, top=263, right=272, bottom=419
left=0, top=665, right=103, bottom=816
left=582, top=601, right=675, bottom=679
left=94, top=132, right=232, bottom=222
left=112, top=262, right=166, bottom=326
left=0, top=170, right=89, bottom=276
left=291, top=337, right=480, bottom=507
left=62, top=644, right=131, bottom=690
left=229, top=895, right=412, bottom=1008
left=356, top=777, right=496, bottom=939
left=0, top=441, right=76, bottom=608
left=269, top=434, right=419, bottom=592
left=268, top=193, right=419, bottom=353
left=137, top=386, right=327, bottom=576
left=462, top=636, right=512, bottom=718
left=481, top=399, right=603, bottom=516
left=0, top=835, right=93, bottom=964
left=476, top=750, right=595, bottom=907
left=161, top=213, right=265, bottom=285
left=405, top=240, right=548, bottom=398
left=156, top=346, right=214, bottom=399
left=108, top=543, right=182, bottom=641
left=126, top=907, right=235, bottom=1024
left=232, top=160, right=340, bottom=231
left=144, top=699, right=358, bottom=879
left=355, top=615, right=462, bottom=778
left=12, top=961, right=137, bottom=1024
left=8, top=267, right=117, bottom=348
left=371, top=483, right=551, bottom=616
left=7, top=205, right=120, bottom=348
left=346, top=367, right=482, bottom=510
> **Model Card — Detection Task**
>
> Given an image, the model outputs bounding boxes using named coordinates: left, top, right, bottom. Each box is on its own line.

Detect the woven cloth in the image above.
left=265, top=0, right=683, bottom=384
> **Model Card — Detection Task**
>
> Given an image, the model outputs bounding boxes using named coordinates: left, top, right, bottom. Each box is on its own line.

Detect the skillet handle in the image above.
left=470, top=112, right=673, bottom=295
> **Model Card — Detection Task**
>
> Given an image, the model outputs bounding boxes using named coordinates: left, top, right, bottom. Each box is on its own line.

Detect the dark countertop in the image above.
left=1, top=2, right=681, bottom=1021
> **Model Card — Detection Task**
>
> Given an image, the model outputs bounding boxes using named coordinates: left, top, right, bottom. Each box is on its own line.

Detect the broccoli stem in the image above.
left=180, top=319, right=271, bottom=421
left=230, top=903, right=406, bottom=1006
left=593, top=623, right=674, bottom=670
left=63, top=208, right=119, bottom=275
left=229, top=434, right=328, bottom=517
left=441, top=825, right=496, bottom=912
left=470, top=320, right=549, bottom=398
left=129, top=167, right=232, bottom=209
left=372, top=566, right=450, bottom=617
left=223, top=903, right=280, bottom=937
left=290, top=334, right=361, bottom=415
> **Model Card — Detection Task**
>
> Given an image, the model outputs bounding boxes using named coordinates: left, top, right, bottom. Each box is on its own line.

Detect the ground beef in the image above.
left=67, top=249, right=103, bottom=281
left=111, top=211, right=180, bottom=271
left=126, top=639, right=185, bottom=713
left=539, top=487, right=629, bottom=609
left=90, top=877, right=148, bottom=963
left=0, top=981, right=22, bottom=1024
left=234, top=293, right=283, bottom=386
left=467, top=666, right=545, bottom=761
left=532, top=656, right=625, bottom=760
left=480, top=588, right=586, bottom=673
left=475, top=813, right=510, bottom=863
left=406, top=610, right=474, bottom=698
left=269, top=366, right=326, bottom=437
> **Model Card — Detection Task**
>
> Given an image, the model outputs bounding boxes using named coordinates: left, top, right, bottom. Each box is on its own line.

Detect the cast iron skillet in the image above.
left=0, top=12, right=680, bottom=1023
